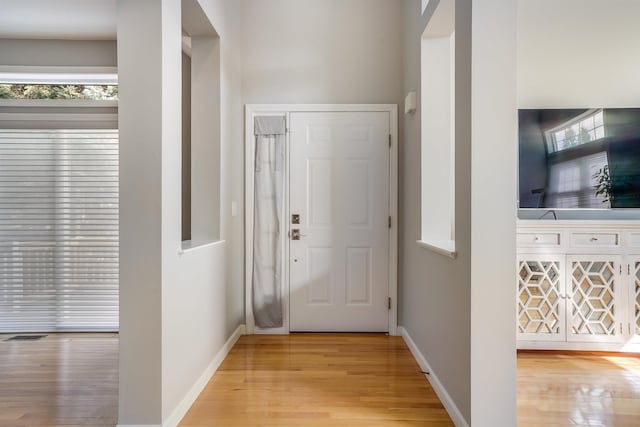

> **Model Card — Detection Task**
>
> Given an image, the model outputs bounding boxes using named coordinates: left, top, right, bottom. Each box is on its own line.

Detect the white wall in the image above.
left=0, top=39, right=117, bottom=67
left=470, top=0, right=517, bottom=424
left=117, top=1, right=163, bottom=423
left=518, top=0, right=640, bottom=108
left=403, top=0, right=517, bottom=424
left=242, top=0, right=403, bottom=105
left=161, top=0, right=244, bottom=423
left=401, top=0, right=471, bottom=421
left=0, top=0, right=116, bottom=40
left=117, top=0, right=245, bottom=425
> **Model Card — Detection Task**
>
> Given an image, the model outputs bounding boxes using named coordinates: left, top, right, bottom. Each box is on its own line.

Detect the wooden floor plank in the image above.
left=179, top=334, right=454, bottom=427
left=517, top=351, right=640, bottom=427
left=0, top=333, right=118, bottom=427
left=2, top=333, right=640, bottom=426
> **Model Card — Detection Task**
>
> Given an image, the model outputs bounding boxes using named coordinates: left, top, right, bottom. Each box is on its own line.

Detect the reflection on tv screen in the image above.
left=518, top=108, right=640, bottom=209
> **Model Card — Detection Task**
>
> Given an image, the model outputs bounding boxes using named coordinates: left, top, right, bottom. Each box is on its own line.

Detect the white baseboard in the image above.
left=161, top=324, right=246, bottom=427
left=518, top=340, right=640, bottom=353
left=398, top=326, right=469, bottom=427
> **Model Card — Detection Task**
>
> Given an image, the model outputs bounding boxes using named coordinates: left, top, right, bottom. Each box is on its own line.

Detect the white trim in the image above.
left=161, top=324, right=246, bottom=427
left=178, top=239, right=225, bottom=255
left=0, top=99, right=118, bottom=108
left=0, top=65, right=118, bottom=85
left=416, top=239, right=457, bottom=259
left=0, top=113, right=117, bottom=122
left=399, top=326, right=469, bottom=427
left=517, top=340, right=640, bottom=353
left=245, top=104, right=399, bottom=335
left=245, top=108, right=254, bottom=334
left=0, top=65, right=118, bottom=74
left=246, top=104, right=397, bottom=113
left=283, top=112, right=291, bottom=334
left=388, top=105, right=399, bottom=336
left=518, top=219, right=640, bottom=229
left=117, top=425, right=160, bottom=427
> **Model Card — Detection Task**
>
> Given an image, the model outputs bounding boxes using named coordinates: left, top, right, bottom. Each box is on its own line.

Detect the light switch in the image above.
left=405, top=91, right=417, bottom=114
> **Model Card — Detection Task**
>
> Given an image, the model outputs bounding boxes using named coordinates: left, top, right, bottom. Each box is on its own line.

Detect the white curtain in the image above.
left=253, top=116, right=285, bottom=328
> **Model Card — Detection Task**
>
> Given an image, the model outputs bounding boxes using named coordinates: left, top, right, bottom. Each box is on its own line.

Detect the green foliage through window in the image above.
left=0, top=84, right=118, bottom=100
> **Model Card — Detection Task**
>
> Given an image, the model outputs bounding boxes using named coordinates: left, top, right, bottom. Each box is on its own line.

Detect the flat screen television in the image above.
left=519, top=108, right=640, bottom=209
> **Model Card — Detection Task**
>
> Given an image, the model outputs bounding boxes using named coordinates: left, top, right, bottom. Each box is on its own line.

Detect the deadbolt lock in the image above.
left=291, top=229, right=301, bottom=240
left=292, top=214, right=300, bottom=224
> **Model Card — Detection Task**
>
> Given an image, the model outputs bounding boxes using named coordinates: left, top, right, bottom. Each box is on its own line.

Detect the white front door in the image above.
left=289, top=112, right=390, bottom=332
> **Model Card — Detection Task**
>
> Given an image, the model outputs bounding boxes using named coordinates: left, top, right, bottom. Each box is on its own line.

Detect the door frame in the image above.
left=244, top=104, right=398, bottom=335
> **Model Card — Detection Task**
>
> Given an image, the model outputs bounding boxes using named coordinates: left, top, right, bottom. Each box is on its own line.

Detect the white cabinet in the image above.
left=517, top=255, right=565, bottom=342
left=565, top=256, right=624, bottom=343
left=517, top=221, right=640, bottom=352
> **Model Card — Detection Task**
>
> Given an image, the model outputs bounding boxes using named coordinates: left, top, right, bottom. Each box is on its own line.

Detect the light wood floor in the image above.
left=2, top=333, right=640, bottom=426
left=517, top=351, right=640, bottom=427
left=0, top=333, right=118, bottom=427
left=180, top=334, right=454, bottom=427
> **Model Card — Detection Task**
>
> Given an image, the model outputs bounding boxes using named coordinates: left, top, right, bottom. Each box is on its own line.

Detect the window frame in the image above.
left=545, top=109, right=605, bottom=153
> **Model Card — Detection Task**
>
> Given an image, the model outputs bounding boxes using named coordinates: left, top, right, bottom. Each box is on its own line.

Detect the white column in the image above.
left=470, top=0, right=518, bottom=424
left=117, top=0, right=165, bottom=424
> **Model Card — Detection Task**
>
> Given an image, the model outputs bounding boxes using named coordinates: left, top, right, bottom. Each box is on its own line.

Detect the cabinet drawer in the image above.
left=570, top=232, right=619, bottom=247
left=517, top=232, right=561, bottom=247
left=628, top=232, right=640, bottom=248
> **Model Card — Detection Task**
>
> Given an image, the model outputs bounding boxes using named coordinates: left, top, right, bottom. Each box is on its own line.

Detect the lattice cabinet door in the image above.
left=567, top=256, right=625, bottom=343
left=517, top=255, right=566, bottom=341
left=629, top=257, right=640, bottom=343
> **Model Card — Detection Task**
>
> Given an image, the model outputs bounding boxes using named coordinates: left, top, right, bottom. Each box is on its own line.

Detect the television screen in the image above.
left=519, top=108, right=640, bottom=209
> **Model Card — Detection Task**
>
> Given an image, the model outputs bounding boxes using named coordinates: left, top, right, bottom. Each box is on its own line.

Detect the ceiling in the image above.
left=0, top=0, right=117, bottom=40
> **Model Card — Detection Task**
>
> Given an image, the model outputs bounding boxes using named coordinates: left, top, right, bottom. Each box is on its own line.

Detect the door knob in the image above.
left=290, top=229, right=308, bottom=240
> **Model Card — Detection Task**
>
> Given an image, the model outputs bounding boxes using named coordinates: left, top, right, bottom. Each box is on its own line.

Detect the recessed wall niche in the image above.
left=419, top=0, right=456, bottom=256
left=181, top=0, right=221, bottom=247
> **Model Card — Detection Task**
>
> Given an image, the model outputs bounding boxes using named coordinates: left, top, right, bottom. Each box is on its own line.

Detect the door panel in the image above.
left=516, top=255, right=566, bottom=342
left=566, top=256, right=625, bottom=343
left=289, top=112, right=389, bottom=332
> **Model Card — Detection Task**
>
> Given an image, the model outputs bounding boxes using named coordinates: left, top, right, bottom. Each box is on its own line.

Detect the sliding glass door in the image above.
left=0, top=129, right=119, bottom=332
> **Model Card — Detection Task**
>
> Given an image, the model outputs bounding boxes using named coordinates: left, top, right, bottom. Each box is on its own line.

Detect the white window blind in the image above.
left=0, top=129, right=118, bottom=332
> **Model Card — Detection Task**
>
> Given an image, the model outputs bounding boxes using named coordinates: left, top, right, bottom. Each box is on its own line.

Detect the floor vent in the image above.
left=4, top=335, right=48, bottom=342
